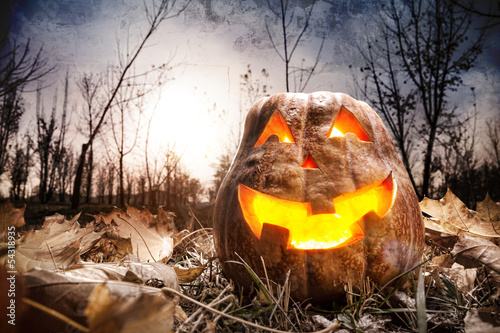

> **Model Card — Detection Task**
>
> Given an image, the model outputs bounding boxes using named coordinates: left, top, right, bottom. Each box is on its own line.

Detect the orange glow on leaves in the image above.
left=254, top=110, right=295, bottom=148
left=238, top=174, right=395, bottom=250
left=327, top=106, right=371, bottom=141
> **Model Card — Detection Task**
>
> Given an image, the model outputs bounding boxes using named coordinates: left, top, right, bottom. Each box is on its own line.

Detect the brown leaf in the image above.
left=93, top=207, right=174, bottom=262
left=82, top=230, right=133, bottom=262
left=174, top=262, right=209, bottom=283
left=20, top=267, right=174, bottom=332
left=174, top=257, right=215, bottom=284
left=420, top=189, right=500, bottom=238
left=3, top=213, right=105, bottom=273
left=431, top=254, right=455, bottom=268
left=202, top=320, right=217, bottom=333
left=154, top=206, right=177, bottom=236
left=0, top=201, right=25, bottom=241
left=441, top=263, right=477, bottom=294
left=451, top=234, right=500, bottom=298
left=424, top=221, right=459, bottom=249
left=174, top=304, right=188, bottom=323
left=464, top=307, right=500, bottom=333
left=64, top=262, right=179, bottom=289
left=476, top=194, right=500, bottom=234
left=451, top=234, right=500, bottom=272
left=85, top=284, right=176, bottom=333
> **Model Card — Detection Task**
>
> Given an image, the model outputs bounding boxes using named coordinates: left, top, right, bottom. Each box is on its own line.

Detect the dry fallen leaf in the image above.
left=420, top=189, right=500, bottom=238
left=65, top=262, right=179, bottom=289
left=202, top=320, right=217, bottom=333
left=429, top=254, right=477, bottom=293
left=0, top=200, right=25, bottom=240
left=93, top=206, right=174, bottom=262
left=82, top=230, right=133, bottom=262
left=4, top=213, right=105, bottom=273
left=153, top=206, right=177, bottom=236
left=451, top=234, right=500, bottom=300
left=464, top=307, right=500, bottom=333
left=430, top=254, right=455, bottom=268
left=451, top=234, right=500, bottom=273
left=20, top=267, right=175, bottom=332
left=442, top=263, right=477, bottom=294
left=174, top=259, right=213, bottom=284
left=85, top=284, right=176, bottom=333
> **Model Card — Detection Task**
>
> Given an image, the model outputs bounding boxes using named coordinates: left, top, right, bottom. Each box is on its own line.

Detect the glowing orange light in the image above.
left=238, top=174, right=395, bottom=250
left=327, top=106, right=371, bottom=142
left=254, top=110, right=295, bottom=148
left=301, top=154, right=318, bottom=169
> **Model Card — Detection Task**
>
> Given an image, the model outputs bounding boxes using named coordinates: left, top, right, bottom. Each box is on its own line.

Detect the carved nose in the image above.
left=301, top=154, right=318, bottom=169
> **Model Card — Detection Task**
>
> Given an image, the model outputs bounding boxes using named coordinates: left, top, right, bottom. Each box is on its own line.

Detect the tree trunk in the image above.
left=150, top=188, right=157, bottom=208
left=119, top=153, right=124, bottom=208
left=86, top=144, right=93, bottom=203
left=71, top=143, right=89, bottom=209
left=399, top=144, right=420, bottom=198
left=422, top=125, right=438, bottom=199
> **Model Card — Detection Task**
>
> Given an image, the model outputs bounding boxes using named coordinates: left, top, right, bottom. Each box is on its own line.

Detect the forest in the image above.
left=0, top=0, right=499, bottom=218
left=0, top=0, right=500, bottom=332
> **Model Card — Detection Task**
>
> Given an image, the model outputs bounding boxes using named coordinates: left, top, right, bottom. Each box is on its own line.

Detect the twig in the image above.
left=213, top=301, right=234, bottom=324
left=22, top=297, right=90, bottom=332
left=269, top=269, right=291, bottom=321
left=163, top=287, right=341, bottom=333
left=178, top=285, right=233, bottom=332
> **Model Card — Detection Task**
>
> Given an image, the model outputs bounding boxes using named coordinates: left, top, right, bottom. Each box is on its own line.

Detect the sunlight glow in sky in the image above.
left=8, top=0, right=500, bottom=188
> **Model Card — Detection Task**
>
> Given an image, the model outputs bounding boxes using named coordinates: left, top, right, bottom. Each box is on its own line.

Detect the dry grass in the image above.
left=168, top=225, right=498, bottom=333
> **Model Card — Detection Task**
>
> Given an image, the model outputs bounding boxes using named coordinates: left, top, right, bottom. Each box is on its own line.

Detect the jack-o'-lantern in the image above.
left=213, top=92, right=424, bottom=304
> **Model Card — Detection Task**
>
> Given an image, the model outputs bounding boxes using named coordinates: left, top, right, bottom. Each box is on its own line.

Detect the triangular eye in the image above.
left=254, top=110, right=295, bottom=148
left=327, top=106, right=371, bottom=142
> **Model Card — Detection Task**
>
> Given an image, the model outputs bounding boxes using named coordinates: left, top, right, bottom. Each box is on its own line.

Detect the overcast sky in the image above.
left=6, top=0, right=500, bottom=186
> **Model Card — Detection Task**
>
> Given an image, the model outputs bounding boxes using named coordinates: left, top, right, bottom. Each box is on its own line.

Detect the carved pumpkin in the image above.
left=213, top=92, right=424, bottom=303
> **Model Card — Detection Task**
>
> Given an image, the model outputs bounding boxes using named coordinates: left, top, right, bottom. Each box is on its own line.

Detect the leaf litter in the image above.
left=0, top=189, right=499, bottom=332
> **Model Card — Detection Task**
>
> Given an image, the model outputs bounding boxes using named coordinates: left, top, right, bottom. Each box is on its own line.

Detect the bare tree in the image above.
left=71, top=0, right=191, bottom=209
left=34, top=83, right=55, bottom=203
left=145, top=142, right=181, bottom=208
left=77, top=73, right=103, bottom=203
left=354, top=25, right=419, bottom=191
left=0, top=27, right=54, bottom=99
left=107, top=162, right=116, bottom=205
left=96, top=162, right=107, bottom=204
left=485, top=118, right=500, bottom=168
left=210, top=152, right=232, bottom=201
left=108, top=73, right=143, bottom=208
left=56, top=146, right=74, bottom=202
left=47, top=71, right=71, bottom=201
left=10, top=133, right=32, bottom=201
left=355, top=0, right=489, bottom=198
left=265, top=0, right=324, bottom=92
left=0, top=15, right=53, bottom=178
left=34, top=73, right=71, bottom=203
left=211, top=65, right=271, bottom=200
left=0, top=88, right=24, bottom=175
left=433, top=93, right=479, bottom=205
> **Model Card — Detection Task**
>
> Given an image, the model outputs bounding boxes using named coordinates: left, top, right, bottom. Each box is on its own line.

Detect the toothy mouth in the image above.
left=238, top=173, right=396, bottom=250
